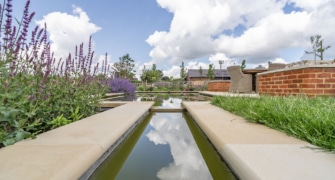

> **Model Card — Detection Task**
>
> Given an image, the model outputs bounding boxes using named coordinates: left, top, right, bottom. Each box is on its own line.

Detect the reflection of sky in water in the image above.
left=161, top=98, right=182, bottom=108
left=146, top=113, right=212, bottom=180
left=137, top=97, right=183, bottom=108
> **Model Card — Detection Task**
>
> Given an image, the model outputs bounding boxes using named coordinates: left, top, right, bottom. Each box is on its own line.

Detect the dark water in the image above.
left=89, top=112, right=236, bottom=180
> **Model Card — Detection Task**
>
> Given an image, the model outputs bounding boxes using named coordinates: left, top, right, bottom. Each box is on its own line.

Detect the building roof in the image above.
left=187, top=69, right=230, bottom=78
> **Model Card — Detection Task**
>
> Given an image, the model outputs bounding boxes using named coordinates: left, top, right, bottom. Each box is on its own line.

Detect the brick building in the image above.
left=186, top=69, right=230, bottom=86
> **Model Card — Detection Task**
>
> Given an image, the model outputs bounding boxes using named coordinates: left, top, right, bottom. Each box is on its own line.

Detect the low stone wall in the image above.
left=257, top=65, right=335, bottom=96
left=208, top=80, right=231, bottom=92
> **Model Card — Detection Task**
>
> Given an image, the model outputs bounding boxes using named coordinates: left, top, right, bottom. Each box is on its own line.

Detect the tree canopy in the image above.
left=198, top=65, right=203, bottom=77
left=112, top=54, right=136, bottom=79
left=207, top=64, right=215, bottom=79
left=180, top=61, right=187, bottom=80
left=241, top=59, right=246, bottom=70
left=140, top=64, right=163, bottom=83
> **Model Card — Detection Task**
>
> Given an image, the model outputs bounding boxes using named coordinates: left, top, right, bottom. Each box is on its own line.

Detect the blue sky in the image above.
left=11, top=0, right=335, bottom=79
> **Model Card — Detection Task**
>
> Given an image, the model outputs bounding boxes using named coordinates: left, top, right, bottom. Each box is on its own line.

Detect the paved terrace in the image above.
left=0, top=92, right=335, bottom=179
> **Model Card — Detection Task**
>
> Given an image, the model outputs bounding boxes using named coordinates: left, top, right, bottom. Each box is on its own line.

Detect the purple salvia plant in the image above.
left=86, top=36, right=92, bottom=64
left=110, top=78, right=136, bottom=94
left=20, top=1, right=35, bottom=44
left=79, top=43, right=84, bottom=70
left=7, top=25, right=15, bottom=50
left=88, top=51, right=94, bottom=75
left=3, top=0, right=13, bottom=44
left=75, top=46, right=79, bottom=72
left=104, top=55, right=108, bottom=75
left=93, top=62, right=99, bottom=75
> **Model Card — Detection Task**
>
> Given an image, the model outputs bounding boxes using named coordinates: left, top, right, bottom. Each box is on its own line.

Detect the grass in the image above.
left=211, top=95, right=335, bottom=152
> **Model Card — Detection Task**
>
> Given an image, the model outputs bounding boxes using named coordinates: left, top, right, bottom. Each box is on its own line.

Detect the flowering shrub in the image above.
left=0, top=0, right=109, bottom=147
left=110, top=78, right=136, bottom=94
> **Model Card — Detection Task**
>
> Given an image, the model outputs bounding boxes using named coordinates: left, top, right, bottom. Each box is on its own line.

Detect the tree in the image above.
left=140, top=64, right=163, bottom=83
left=198, top=66, right=203, bottom=79
left=241, top=59, right=246, bottom=70
left=161, top=76, right=170, bottom=81
left=305, top=34, right=331, bottom=60
left=140, top=65, right=147, bottom=82
left=207, top=64, right=215, bottom=80
left=180, top=61, right=187, bottom=80
left=317, top=38, right=331, bottom=60
left=112, top=54, right=136, bottom=79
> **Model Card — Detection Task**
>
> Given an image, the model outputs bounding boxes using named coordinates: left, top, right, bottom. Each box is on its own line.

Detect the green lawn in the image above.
left=211, top=95, right=335, bottom=152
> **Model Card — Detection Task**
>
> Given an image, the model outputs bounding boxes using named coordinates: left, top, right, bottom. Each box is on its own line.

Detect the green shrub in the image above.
left=0, top=0, right=109, bottom=147
left=137, top=86, right=146, bottom=91
left=146, top=86, right=154, bottom=91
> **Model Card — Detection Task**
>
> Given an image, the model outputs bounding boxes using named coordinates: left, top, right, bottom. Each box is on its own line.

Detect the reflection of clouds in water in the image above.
left=161, top=98, right=182, bottom=108
left=146, top=114, right=212, bottom=180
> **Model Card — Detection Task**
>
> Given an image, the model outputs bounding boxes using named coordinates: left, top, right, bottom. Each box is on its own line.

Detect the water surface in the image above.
left=90, top=112, right=236, bottom=180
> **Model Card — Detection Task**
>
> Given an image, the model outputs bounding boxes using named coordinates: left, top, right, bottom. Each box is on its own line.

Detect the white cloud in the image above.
left=162, top=65, right=180, bottom=78
left=35, top=5, right=101, bottom=60
left=146, top=113, right=212, bottom=180
left=93, top=54, right=113, bottom=74
left=162, top=61, right=215, bottom=78
left=289, top=0, right=329, bottom=11
left=208, top=53, right=232, bottom=68
left=148, top=0, right=335, bottom=68
left=215, top=11, right=310, bottom=63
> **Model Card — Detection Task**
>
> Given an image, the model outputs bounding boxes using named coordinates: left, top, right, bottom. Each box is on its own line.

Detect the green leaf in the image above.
left=3, top=138, right=16, bottom=146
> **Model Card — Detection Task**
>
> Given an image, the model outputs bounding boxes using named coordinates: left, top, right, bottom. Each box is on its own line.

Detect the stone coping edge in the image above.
left=80, top=110, right=150, bottom=179
left=257, top=64, right=335, bottom=75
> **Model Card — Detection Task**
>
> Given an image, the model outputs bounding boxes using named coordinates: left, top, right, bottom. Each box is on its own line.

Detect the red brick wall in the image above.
left=208, top=81, right=231, bottom=92
left=257, top=67, right=335, bottom=96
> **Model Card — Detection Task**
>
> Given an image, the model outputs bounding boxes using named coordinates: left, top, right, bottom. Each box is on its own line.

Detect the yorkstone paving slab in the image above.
left=223, top=144, right=335, bottom=180
left=0, top=144, right=101, bottom=180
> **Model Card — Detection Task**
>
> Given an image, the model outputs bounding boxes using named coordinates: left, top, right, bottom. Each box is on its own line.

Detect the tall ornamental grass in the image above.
left=211, top=95, right=335, bottom=152
left=0, top=0, right=109, bottom=147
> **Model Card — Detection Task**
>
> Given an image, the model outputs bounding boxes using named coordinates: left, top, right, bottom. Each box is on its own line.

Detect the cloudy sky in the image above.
left=11, top=0, right=335, bottom=78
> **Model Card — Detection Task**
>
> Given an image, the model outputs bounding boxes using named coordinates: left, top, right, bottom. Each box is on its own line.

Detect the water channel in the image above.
left=89, top=94, right=237, bottom=179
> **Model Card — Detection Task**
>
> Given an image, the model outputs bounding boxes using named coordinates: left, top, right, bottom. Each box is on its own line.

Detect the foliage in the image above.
left=211, top=95, right=335, bottom=152
left=146, top=86, right=154, bottom=91
left=180, top=61, right=187, bottom=80
left=207, top=64, right=215, bottom=79
left=109, top=78, right=136, bottom=94
left=137, top=81, right=189, bottom=92
left=137, top=85, right=146, bottom=91
left=112, top=53, right=136, bottom=79
left=48, top=115, right=71, bottom=129
left=186, top=85, right=195, bottom=91
left=161, top=76, right=170, bottom=81
left=141, top=64, right=163, bottom=83
left=305, top=34, right=331, bottom=60
left=154, top=81, right=170, bottom=88
left=241, top=59, right=246, bottom=70
left=0, top=0, right=109, bottom=147
left=198, top=66, right=203, bottom=77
